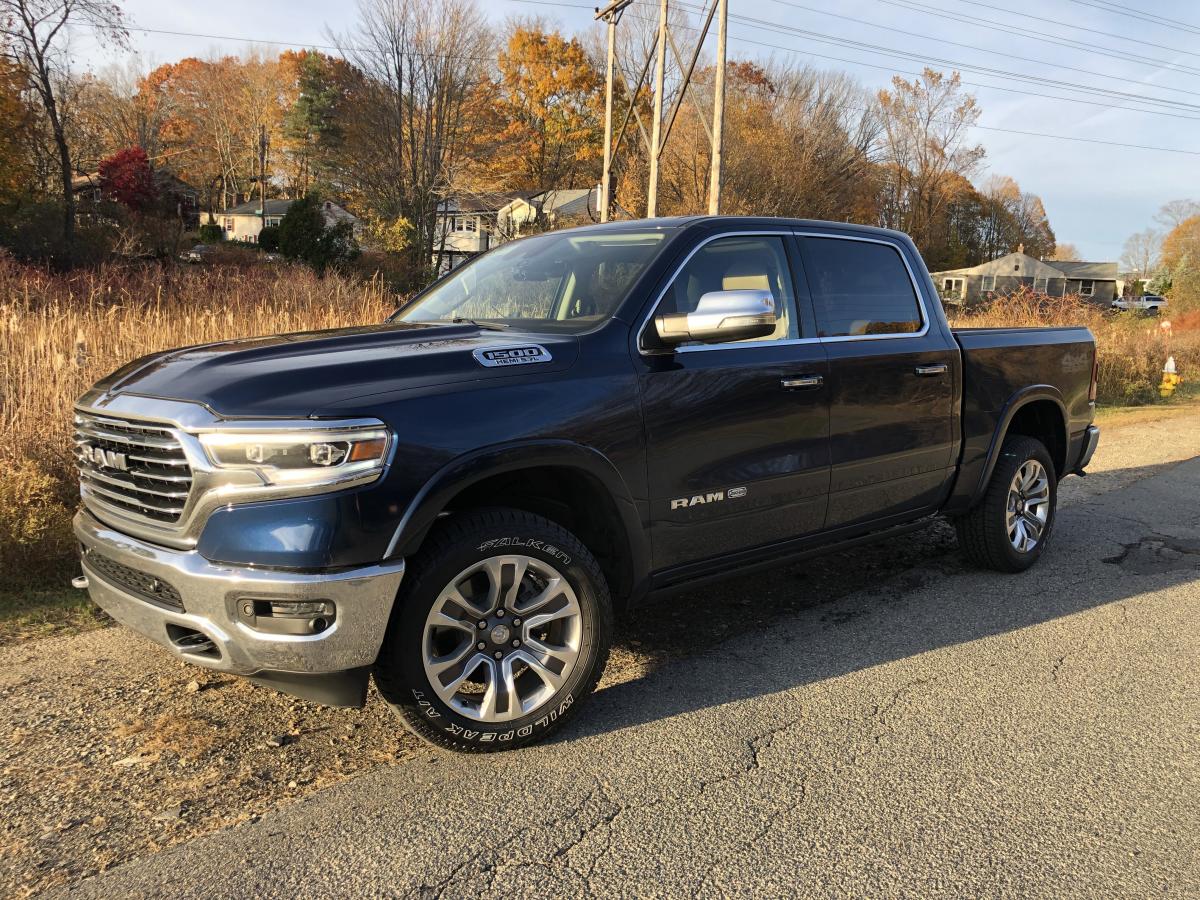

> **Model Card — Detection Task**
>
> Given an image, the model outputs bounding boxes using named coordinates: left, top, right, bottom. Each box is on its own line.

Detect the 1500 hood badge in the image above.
left=473, top=345, right=553, bottom=368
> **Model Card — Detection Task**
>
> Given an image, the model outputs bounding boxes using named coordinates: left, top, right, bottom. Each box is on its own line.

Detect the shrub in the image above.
left=258, top=224, right=280, bottom=252
left=278, top=194, right=359, bottom=273
left=198, top=222, right=224, bottom=243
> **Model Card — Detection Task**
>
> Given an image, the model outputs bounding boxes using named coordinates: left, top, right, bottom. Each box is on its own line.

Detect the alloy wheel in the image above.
left=421, top=555, right=582, bottom=722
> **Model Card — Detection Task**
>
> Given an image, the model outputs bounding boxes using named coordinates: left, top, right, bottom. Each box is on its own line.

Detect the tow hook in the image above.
left=71, top=575, right=89, bottom=589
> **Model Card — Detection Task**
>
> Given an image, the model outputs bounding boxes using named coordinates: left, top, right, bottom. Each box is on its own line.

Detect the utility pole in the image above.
left=258, top=124, right=269, bottom=227
left=601, top=0, right=729, bottom=220
left=707, top=0, right=728, bottom=214
left=595, top=0, right=632, bottom=224
left=646, top=0, right=668, bottom=218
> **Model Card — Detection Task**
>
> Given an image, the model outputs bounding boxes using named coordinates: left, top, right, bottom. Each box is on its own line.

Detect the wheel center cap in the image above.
left=490, top=624, right=511, bottom=645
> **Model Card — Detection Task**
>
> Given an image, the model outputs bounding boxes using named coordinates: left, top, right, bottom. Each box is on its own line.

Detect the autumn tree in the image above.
left=98, top=146, right=156, bottom=210
left=655, top=62, right=879, bottom=223
left=487, top=26, right=604, bottom=192
left=144, top=53, right=282, bottom=215
left=1050, top=243, right=1080, bottom=261
left=1159, top=215, right=1200, bottom=270
left=877, top=69, right=985, bottom=256
left=0, top=56, right=36, bottom=205
left=1, top=0, right=128, bottom=264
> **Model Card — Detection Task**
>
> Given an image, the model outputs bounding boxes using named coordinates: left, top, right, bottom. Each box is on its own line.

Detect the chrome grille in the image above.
left=74, top=410, right=193, bottom=524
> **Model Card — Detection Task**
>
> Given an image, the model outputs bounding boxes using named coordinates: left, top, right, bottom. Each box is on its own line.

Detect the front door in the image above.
left=796, top=233, right=957, bottom=530
left=636, top=232, right=831, bottom=571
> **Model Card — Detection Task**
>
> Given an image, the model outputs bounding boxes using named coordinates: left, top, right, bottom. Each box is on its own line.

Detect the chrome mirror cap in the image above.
left=654, top=290, right=778, bottom=346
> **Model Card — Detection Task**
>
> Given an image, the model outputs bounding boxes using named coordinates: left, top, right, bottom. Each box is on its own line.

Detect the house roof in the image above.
left=219, top=198, right=359, bottom=223
left=1054, top=260, right=1118, bottom=280
left=931, top=251, right=1117, bottom=281
left=222, top=199, right=296, bottom=217
left=444, top=192, right=535, bottom=213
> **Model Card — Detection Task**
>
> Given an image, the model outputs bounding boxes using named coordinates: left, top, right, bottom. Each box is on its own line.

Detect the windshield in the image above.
left=393, top=230, right=668, bottom=334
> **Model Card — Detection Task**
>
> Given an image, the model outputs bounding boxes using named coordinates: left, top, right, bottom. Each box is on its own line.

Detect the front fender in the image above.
left=384, top=439, right=650, bottom=586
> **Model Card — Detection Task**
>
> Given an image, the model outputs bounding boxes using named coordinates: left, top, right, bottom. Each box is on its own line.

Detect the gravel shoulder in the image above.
left=3, top=407, right=1200, bottom=896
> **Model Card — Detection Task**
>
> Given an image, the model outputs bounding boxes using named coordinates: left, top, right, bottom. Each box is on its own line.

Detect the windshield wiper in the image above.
left=452, top=317, right=509, bottom=330
left=407, top=317, right=509, bottom=331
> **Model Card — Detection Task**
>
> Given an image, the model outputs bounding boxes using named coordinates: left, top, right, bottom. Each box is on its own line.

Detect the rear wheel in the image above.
left=956, top=435, right=1057, bottom=572
left=374, top=508, right=612, bottom=752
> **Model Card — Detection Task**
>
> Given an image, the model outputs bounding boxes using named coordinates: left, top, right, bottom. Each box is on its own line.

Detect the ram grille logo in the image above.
left=671, top=486, right=746, bottom=510
left=472, top=345, right=553, bottom=368
left=80, top=444, right=129, bottom=471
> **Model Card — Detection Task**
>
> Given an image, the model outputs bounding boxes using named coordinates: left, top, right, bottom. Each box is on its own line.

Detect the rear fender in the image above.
left=945, top=385, right=1069, bottom=514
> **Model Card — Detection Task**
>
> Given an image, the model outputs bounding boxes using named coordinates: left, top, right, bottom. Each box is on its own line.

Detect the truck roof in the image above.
left=559, top=215, right=915, bottom=244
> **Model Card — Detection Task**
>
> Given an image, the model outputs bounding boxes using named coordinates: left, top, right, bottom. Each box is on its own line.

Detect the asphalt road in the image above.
left=55, top=433, right=1200, bottom=898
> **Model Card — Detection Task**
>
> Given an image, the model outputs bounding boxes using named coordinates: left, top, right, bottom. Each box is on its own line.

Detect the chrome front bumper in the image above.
left=74, top=509, right=404, bottom=677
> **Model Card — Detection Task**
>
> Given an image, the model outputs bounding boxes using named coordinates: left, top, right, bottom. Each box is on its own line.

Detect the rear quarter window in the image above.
left=800, top=237, right=923, bottom=337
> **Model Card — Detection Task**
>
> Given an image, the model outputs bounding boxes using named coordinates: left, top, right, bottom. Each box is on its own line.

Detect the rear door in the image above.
left=796, top=233, right=957, bottom=530
left=636, top=232, right=831, bottom=571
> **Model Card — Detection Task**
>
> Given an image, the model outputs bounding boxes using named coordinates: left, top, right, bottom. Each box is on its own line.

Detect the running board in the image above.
left=649, top=516, right=938, bottom=598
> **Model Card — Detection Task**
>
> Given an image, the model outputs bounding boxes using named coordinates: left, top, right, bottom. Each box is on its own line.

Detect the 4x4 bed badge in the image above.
left=473, top=345, right=553, bottom=368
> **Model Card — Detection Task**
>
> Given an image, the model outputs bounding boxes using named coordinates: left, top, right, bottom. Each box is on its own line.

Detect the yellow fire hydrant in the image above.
left=1160, top=356, right=1181, bottom=398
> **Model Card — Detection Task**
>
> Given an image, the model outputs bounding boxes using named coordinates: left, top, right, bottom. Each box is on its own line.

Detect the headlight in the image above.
left=199, top=426, right=391, bottom=487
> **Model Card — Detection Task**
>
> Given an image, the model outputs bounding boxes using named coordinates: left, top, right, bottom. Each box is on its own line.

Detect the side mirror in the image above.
left=654, top=290, right=778, bottom=346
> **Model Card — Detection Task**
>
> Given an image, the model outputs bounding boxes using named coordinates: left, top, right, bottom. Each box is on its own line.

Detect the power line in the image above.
left=1068, top=0, right=1200, bottom=37
left=769, top=0, right=1200, bottom=81
left=700, top=2, right=1200, bottom=107
left=878, top=0, right=1200, bottom=78
left=947, top=0, right=1197, bottom=59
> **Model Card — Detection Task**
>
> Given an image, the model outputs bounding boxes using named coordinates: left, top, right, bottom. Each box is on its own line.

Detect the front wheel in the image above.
left=955, top=435, right=1058, bottom=572
left=374, top=508, right=612, bottom=752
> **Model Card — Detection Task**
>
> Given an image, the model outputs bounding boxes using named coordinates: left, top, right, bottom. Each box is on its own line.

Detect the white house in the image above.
left=210, top=199, right=359, bottom=244
left=433, top=187, right=600, bottom=272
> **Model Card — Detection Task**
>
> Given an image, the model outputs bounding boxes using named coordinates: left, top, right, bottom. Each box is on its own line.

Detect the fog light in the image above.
left=238, top=598, right=336, bottom=635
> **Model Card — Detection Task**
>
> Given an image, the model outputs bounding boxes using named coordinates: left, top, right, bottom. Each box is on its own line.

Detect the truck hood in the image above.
left=92, top=322, right=581, bottom=418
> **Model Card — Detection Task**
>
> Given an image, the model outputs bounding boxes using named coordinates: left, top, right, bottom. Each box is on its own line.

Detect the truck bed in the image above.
left=949, top=325, right=1096, bottom=512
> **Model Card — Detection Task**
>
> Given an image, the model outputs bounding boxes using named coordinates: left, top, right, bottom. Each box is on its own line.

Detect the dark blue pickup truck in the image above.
left=72, top=217, right=1098, bottom=750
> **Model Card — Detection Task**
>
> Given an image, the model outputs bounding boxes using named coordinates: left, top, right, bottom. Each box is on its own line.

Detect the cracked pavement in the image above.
left=37, top=412, right=1200, bottom=897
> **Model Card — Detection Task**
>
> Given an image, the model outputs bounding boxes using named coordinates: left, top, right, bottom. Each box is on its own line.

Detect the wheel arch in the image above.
left=386, top=441, right=649, bottom=610
left=970, top=386, right=1069, bottom=506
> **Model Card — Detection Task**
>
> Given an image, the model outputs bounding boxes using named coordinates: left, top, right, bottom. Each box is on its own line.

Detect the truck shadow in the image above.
left=559, top=457, right=1200, bottom=742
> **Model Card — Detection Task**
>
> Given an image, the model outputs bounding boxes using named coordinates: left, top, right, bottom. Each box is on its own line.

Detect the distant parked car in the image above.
left=183, top=244, right=212, bottom=263
left=1112, top=294, right=1167, bottom=314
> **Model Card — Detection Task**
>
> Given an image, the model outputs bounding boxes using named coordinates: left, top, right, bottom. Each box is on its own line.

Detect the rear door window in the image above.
left=800, top=237, right=923, bottom=337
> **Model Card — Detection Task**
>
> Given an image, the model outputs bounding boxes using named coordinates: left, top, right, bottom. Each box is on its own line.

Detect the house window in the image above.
left=1079, top=280, right=1095, bottom=296
left=981, top=275, right=996, bottom=292
left=266, top=217, right=280, bottom=227
left=453, top=216, right=477, bottom=233
left=942, top=277, right=963, bottom=292
left=1034, top=276, right=1048, bottom=292
left=223, top=218, right=233, bottom=232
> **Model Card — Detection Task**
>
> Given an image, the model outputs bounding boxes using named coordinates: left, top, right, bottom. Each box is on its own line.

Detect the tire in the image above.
left=955, top=435, right=1058, bottom=573
left=374, top=508, right=612, bottom=752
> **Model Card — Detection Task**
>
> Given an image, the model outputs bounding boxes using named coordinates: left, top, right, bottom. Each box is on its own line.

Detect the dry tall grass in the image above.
left=0, top=258, right=396, bottom=577
left=947, top=290, right=1200, bottom=407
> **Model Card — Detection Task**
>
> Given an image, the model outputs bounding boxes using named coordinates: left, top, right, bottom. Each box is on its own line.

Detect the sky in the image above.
left=68, top=0, right=1200, bottom=262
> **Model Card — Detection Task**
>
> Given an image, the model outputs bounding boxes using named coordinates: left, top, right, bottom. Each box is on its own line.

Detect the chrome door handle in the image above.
left=915, top=364, right=948, bottom=376
left=781, top=375, right=824, bottom=389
